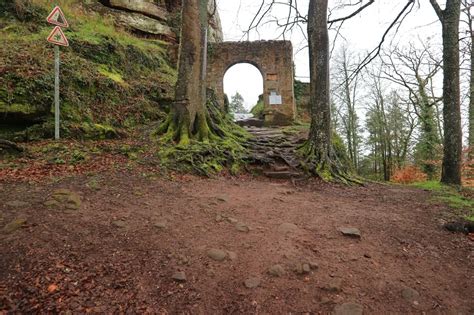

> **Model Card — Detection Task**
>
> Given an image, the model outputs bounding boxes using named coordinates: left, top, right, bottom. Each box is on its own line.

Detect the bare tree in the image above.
left=380, top=41, right=442, bottom=179
left=244, top=0, right=415, bottom=181
left=461, top=0, right=474, bottom=155
left=333, top=46, right=361, bottom=171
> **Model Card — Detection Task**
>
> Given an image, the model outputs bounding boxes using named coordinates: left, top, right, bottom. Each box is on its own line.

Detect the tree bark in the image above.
left=430, top=0, right=462, bottom=185
left=302, top=0, right=358, bottom=183
left=467, top=1, right=474, bottom=156
left=159, top=0, right=209, bottom=145
left=306, top=0, right=331, bottom=165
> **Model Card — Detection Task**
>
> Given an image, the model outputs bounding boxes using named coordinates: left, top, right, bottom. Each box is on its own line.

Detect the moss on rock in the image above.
left=0, top=0, right=176, bottom=141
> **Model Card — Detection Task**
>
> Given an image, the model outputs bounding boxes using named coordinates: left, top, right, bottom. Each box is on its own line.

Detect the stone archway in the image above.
left=206, top=40, right=296, bottom=126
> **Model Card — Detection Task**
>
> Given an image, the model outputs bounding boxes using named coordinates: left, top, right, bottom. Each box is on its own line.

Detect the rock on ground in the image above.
left=207, top=249, right=227, bottom=261
left=338, top=227, right=361, bottom=238
left=278, top=222, right=299, bottom=234
left=333, top=303, right=364, bottom=315
left=401, top=286, right=420, bottom=303
left=172, top=271, right=187, bottom=282
left=268, top=264, right=285, bottom=277
left=244, top=277, right=261, bottom=289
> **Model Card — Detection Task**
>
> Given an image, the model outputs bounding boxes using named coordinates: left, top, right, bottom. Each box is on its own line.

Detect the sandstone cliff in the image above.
left=92, top=0, right=223, bottom=43
left=0, top=0, right=223, bottom=141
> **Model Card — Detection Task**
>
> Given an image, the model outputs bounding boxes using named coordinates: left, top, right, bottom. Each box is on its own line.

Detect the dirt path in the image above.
left=1, top=173, right=473, bottom=314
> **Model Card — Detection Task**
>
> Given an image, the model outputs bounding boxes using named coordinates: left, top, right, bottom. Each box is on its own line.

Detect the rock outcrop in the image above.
left=94, top=0, right=223, bottom=43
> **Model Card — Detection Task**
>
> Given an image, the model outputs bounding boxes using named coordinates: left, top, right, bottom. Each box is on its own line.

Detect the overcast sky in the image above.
left=217, top=0, right=444, bottom=110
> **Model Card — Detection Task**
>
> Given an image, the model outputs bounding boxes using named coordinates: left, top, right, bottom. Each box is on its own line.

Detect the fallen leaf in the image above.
left=47, top=284, right=58, bottom=293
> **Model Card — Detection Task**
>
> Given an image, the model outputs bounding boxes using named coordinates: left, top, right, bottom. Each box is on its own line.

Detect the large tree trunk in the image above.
left=159, top=0, right=209, bottom=145
left=468, top=3, right=474, bottom=156
left=430, top=0, right=462, bottom=185
left=303, top=0, right=356, bottom=183
left=306, top=0, right=331, bottom=165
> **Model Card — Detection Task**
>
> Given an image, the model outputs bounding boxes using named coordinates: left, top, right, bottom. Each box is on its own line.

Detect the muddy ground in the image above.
left=1, top=172, right=473, bottom=314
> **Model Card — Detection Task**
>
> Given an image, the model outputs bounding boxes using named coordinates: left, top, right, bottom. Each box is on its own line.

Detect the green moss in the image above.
left=155, top=92, right=251, bottom=176
left=412, top=181, right=474, bottom=221
left=0, top=0, right=177, bottom=140
left=98, top=65, right=125, bottom=84
left=250, top=96, right=264, bottom=119
left=0, top=102, right=37, bottom=114
left=281, top=123, right=310, bottom=135
left=412, top=181, right=444, bottom=191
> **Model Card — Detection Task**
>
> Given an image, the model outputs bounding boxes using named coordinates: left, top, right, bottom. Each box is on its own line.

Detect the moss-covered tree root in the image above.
left=155, top=90, right=250, bottom=175
left=298, top=139, right=363, bottom=185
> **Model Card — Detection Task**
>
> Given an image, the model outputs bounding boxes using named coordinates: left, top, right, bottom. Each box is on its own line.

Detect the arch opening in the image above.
left=223, top=63, right=263, bottom=121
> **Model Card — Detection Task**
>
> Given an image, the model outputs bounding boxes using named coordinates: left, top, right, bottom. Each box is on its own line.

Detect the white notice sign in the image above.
left=269, top=91, right=282, bottom=105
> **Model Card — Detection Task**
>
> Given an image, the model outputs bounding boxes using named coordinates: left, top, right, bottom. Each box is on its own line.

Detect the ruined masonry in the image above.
left=207, top=41, right=296, bottom=126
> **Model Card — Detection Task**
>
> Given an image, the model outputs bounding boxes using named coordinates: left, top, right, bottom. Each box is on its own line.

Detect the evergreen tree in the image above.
left=229, top=92, right=248, bottom=114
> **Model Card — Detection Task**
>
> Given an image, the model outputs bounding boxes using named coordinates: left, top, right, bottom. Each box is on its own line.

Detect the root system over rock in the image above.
left=155, top=90, right=250, bottom=175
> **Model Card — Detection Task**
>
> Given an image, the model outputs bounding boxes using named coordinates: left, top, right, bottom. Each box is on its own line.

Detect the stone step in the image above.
left=271, top=165, right=290, bottom=172
left=264, top=171, right=303, bottom=179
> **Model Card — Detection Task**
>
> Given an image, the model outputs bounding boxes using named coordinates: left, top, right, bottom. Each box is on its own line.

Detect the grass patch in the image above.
left=281, top=122, right=310, bottom=135
left=98, top=65, right=125, bottom=84
left=0, top=0, right=176, bottom=141
left=412, top=181, right=474, bottom=222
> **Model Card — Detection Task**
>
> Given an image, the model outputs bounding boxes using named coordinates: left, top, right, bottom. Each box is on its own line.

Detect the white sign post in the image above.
left=46, top=6, right=69, bottom=140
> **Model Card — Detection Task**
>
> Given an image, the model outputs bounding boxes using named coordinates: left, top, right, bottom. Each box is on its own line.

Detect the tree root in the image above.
left=0, top=139, right=25, bottom=153
left=299, top=140, right=364, bottom=185
left=154, top=90, right=251, bottom=175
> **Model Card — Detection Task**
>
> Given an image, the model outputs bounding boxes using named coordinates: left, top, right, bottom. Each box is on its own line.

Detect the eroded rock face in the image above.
left=114, top=11, right=174, bottom=38
left=95, top=0, right=223, bottom=43
left=108, top=0, right=168, bottom=21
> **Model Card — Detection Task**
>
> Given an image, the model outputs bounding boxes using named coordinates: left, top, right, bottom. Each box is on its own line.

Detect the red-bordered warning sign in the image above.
left=46, top=6, right=69, bottom=28
left=47, top=26, right=69, bottom=47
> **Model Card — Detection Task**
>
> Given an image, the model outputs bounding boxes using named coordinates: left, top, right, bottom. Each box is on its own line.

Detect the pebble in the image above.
left=235, top=222, right=250, bottom=232
left=154, top=222, right=167, bottom=229
left=325, top=278, right=343, bottom=292
left=338, top=227, right=361, bottom=238
left=112, top=220, right=127, bottom=228
left=207, top=249, right=227, bottom=261
left=227, top=217, right=238, bottom=224
left=309, top=262, right=319, bottom=270
left=172, top=271, right=187, bottom=282
left=216, top=195, right=229, bottom=202
left=244, top=277, right=261, bottom=288
left=333, top=303, right=364, bottom=315
left=401, top=286, right=420, bottom=302
left=294, top=263, right=311, bottom=275
left=278, top=222, right=298, bottom=234
left=268, top=264, right=285, bottom=277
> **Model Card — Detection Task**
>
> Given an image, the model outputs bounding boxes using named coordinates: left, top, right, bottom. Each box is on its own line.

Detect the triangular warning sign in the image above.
left=46, top=6, right=69, bottom=28
left=47, top=26, right=69, bottom=47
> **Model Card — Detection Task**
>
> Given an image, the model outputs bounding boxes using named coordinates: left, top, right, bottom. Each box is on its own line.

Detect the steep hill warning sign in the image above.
left=46, top=6, right=69, bottom=28
left=47, top=26, right=69, bottom=47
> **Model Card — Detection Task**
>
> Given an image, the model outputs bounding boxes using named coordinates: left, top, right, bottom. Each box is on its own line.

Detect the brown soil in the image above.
left=1, top=172, right=473, bottom=314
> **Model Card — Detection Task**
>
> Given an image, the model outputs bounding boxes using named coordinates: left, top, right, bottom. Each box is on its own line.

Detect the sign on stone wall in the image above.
left=269, top=91, right=282, bottom=105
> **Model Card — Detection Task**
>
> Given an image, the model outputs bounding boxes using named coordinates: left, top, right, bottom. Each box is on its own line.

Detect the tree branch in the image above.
left=429, top=0, right=444, bottom=21
left=328, top=0, right=375, bottom=26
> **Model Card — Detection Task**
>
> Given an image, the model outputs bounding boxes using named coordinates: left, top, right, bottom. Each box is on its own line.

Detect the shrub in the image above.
left=392, top=165, right=428, bottom=184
